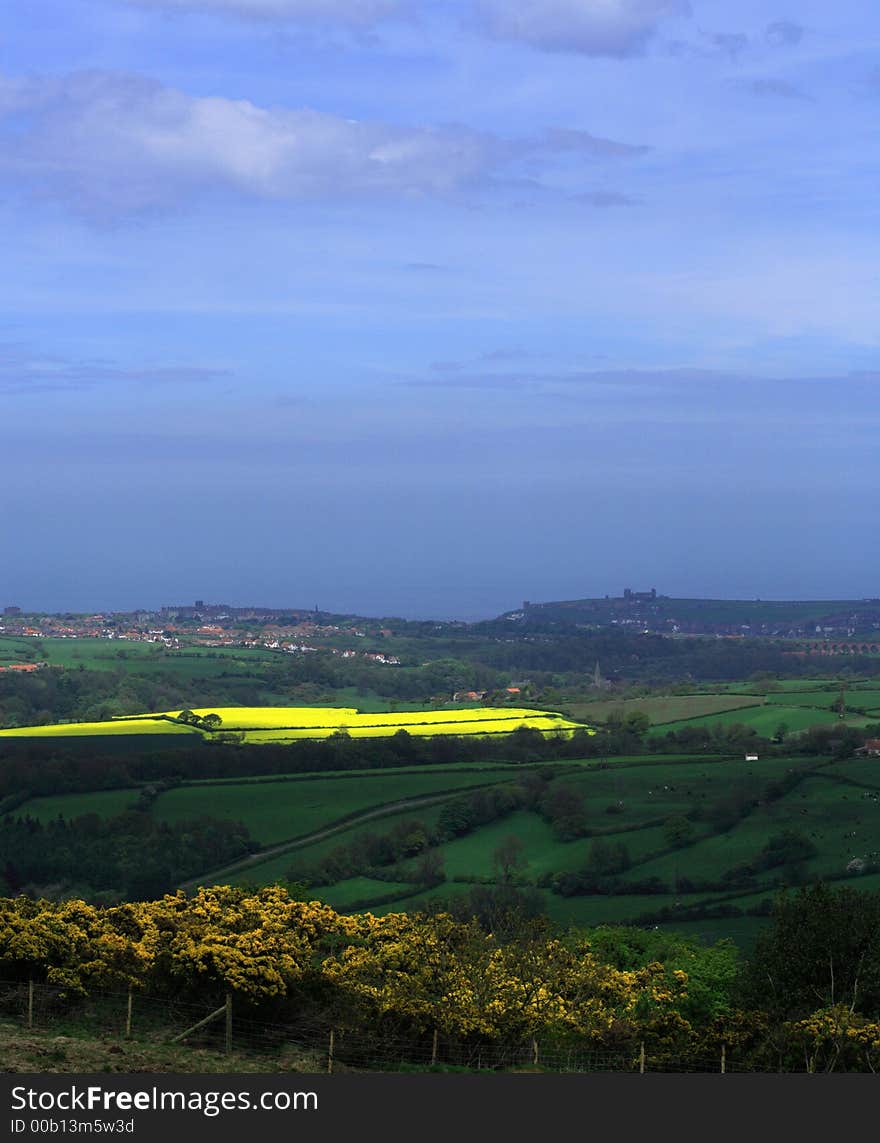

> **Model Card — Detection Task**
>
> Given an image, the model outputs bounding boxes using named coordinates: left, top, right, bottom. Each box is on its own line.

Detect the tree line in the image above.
left=3, top=882, right=880, bottom=1071
left=0, top=807, right=256, bottom=901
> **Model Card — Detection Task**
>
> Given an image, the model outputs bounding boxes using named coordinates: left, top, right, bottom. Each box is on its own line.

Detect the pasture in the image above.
left=256, top=752, right=880, bottom=939
left=227, top=801, right=456, bottom=887
left=19, top=789, right=142, bottom=822
left=564, top=694, right=763, bottom=724
left=764, top=689, right=880, bottom=711
left=650, top=704, right=869, bottom=736
left=10, top=735, right=880, bottom=946
left=152, top=768, right=521, bottom=844
left=0, top=635, right=278, bottom=675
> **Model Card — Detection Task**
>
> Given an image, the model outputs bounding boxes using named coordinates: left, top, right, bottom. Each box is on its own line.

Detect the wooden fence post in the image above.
left=169, top=1002, right=228, bottom=1044
left=431, top=1028, right=439, bottom=1067
left=532, top=1038, right=539, bottom=1067
left=27, top=979, right=34, bottom=1030
left=125, top=986, right=133, bottom=1039
left=639, top=1041, right=646, bottom=1074
left=721, top=1043, right=726, bottom=1074
left=327, top=1029, right=335, bottom=1074
left=225, top=993, right=232, bottom=1055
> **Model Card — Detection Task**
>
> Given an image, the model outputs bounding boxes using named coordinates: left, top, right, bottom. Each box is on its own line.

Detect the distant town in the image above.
left=0, top=601, right=402, bottom=666
left=4, top=590, right=880, bottom=669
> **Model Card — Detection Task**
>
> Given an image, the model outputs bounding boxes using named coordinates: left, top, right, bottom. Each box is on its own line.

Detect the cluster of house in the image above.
left=452, top=687, right=522, bottom=702
left=1, top=609, right=404, bottom=665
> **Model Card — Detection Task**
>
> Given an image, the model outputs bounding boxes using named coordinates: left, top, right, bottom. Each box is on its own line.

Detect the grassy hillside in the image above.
left=152, top=769, right=523, bottom=844
left=523, top=595, right=880, bottom=628
left=15, top=722, right=880, bottom=947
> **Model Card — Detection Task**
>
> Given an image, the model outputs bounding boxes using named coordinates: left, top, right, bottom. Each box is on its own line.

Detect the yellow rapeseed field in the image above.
left=0, top=719, right=196, bottom=737
left=0, top=706, right=591, bottom=741
left=168, top=706, right=586, bottom=740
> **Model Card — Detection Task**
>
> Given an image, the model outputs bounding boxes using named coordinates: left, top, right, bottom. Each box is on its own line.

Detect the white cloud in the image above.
left=120, top=0, right=404, bottom=25
left=0, top=71, right=491, bottom=214
left=0, top=70, right=644, bottom=216
left=476, top=0, right=688, bottom=56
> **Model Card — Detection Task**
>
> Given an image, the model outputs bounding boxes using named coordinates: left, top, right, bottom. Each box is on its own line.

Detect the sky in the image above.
left=2, top=0, right=879, bottom=619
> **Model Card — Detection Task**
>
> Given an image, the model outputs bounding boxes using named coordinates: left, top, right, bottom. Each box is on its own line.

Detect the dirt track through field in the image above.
left=177, top=789, right=482, bottom=890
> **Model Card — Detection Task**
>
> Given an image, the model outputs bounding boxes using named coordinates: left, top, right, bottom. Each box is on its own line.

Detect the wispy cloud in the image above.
left=711, top=31, right=749, bottom=60
left=119, top=0, right=691, bottom=54
left=738, top=77, right=810, bottom=101
left=0, top=69, right=646, bottom=218
left=479, top=348, right=542, bottom=363
left=0, top=343, right=231, bottom=394
left=570, top=188, right=640, bottom=207
left=475, top=0, right=689, bottom=57
left=765, top=20, right=804, bottom=48
left=119, top=0, right=405, bottom=26
left=399, top=365, right=739, bottom=392
left=534, top=126, right=648, bottom=159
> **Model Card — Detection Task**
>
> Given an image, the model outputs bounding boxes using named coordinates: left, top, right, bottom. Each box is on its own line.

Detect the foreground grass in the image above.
left=0, top=1023, right=324, bottom=1073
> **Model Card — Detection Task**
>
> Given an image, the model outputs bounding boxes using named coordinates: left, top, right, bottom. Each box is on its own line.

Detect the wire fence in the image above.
left=0, top=979, right=862, bottom=1074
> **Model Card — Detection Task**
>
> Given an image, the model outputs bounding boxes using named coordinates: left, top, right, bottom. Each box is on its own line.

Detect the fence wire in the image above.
left=0, top=980, right=870, bottom=1074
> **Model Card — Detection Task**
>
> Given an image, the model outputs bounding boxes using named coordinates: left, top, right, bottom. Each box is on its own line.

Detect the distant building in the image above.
left=3, top=606, right=21, bottom=616
left=745, top=752, right=759, bottom=762
left=591, top=661, right=609, bottom=690
left=623, top=588, right=657, bottom=602
left=856, top=739, right=880, bottom=757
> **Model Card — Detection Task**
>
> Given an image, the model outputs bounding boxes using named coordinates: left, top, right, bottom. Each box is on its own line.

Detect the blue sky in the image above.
left=2, top=0, right=878, bottom=618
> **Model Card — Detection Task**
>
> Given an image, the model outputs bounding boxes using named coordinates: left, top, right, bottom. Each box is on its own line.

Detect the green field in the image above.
left=725, top=678, right=839, bottom=693
left=18, top=789, right=142, bottom=822
left=218, top=752, right=880, bottom=942
left=228, top=802, right=456, bottom=887
left=152, top=769, right=521, bottom=844
left=10, top=740, right=880, bottom=947
left=311, top=876, right=416, bottom=909
left=398, top=813, right=673, bottom=883
left=184, top=761, right=534, bottom=785
left=564, top=694, right=763, bottom=725
left=0, top=636, right=278, bottom=675
left=556, top=756, right=784, bottom=808
left=764, top=689, right=880, bottom=712
left=821, top=757, right=880, bottom=786
left=651, top=705, right=868, bottom=736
